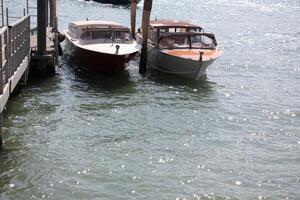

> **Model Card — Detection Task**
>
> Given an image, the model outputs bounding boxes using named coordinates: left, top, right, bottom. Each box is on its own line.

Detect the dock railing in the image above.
left=0, top=26, right=8, bottom=94
left=0, top=15, right=30, bottom=95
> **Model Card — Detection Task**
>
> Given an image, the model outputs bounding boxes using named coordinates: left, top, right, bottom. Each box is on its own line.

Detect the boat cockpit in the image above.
left=148, top=26, right=217, bottom=50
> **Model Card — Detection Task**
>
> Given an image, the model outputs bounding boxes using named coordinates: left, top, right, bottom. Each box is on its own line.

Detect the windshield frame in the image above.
left=157, top=32, right=217, bottom=50
left=80, top=28, right=132, bottom=44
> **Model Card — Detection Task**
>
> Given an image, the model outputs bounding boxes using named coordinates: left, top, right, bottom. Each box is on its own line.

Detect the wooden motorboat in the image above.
left=137, top=20, right=222, bottom=79
left=84, top=0, right=141, bottom=6
left=64, top=20, right=141, bottom=73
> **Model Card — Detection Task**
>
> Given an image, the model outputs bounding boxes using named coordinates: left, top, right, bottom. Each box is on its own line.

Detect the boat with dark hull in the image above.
left=137, top=20, right=222, bottom=80
left=84, top=0, right=141, bottom=6
left=64, top=20, right=141, bottom=73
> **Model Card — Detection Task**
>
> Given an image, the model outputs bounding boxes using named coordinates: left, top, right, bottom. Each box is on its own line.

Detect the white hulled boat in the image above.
left=64, top=20, right=141, bottom=73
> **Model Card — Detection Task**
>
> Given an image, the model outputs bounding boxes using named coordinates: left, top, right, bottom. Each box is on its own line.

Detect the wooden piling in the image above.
left=26, top=0, right=29, bottom=14
left=139, top=0, right=153, bottom=75
left=130, top=0, right=137, bottom=39
left=49, top=0, right=57, bottom=28
left=46, top=0, right=49, bottom=26
left=0, top=112, right=2, bottom=148
left=1, top=0, right=4, bottom=27
left=5, top=7, right=8, bottom=26
left=37, top=0, right=47, bottom=56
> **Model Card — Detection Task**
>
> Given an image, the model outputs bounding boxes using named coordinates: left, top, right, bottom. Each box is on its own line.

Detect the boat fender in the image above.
left=58, top=43, right=63, bottom=56
left=57, top=32, right=65, bottom=43
left=115, top=45, right=120, bottom=54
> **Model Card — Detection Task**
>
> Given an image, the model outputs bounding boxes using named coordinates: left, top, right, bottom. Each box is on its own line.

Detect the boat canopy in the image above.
left=147, top=21, right=203, bottom=45
left=68, top=21, right=130, bottom=39
left=157, top=32, right=218, bottom=50
left=150, top=20, right=202, bottom=29
left=70, top=21, right=128, bottom=29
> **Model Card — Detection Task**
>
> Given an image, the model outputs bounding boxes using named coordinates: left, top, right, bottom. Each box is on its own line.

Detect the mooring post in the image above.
left=5, top=7, right=8, bottom=26
left=46, top=0, right=49, bottom=26
left=26, top=0, right=29, bottom=14
left=139, top=0, right=153, bottom=75
left=37, top=0, right=47, bottom=56
left=1, top=0, right=4, bottom=27
left=0, top=32, right=3, bottom=95
left=0, top=112, right=3, bottom=148
left=131, top=0, right=137, bottom=39
left=49, top=0, right=57, bottom=29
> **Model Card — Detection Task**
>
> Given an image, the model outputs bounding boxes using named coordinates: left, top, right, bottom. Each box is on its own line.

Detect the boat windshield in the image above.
left=190, top=35, right=216, bottom=49
left=158, top=33, right=216, bottom=50
left=159, top=35, right=189, bottom=49
left=80, top=30, right=132, bottom=44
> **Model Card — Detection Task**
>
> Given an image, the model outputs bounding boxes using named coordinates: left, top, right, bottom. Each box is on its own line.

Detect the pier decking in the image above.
left=30, top=27, right=57, bottom=74
left=0, top=1, right=58, bottom=147
left=30, top=27, right=55, bottom=54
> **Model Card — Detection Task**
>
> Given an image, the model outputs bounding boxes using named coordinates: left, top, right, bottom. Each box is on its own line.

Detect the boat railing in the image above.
left=0, top=15, right=30, bottom=94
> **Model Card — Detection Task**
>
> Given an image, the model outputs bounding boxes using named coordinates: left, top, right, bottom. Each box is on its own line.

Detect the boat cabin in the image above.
left=147, top=20, right=217, bottom=50
left=69, top=21, right=132, bottom=44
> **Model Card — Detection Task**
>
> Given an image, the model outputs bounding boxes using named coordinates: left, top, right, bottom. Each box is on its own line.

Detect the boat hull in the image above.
left=66, top=39, right=136, bottom=73
left=147, top=44, right=215, bottom=80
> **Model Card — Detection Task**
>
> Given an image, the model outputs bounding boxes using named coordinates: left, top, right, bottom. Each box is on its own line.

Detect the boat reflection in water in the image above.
left=64, top=20, right=141, bottom=73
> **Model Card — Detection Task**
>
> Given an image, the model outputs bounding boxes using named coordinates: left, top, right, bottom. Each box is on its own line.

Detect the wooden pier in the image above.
left=0, top=0, right=59, bottom=148
left=0, top=16, right=31, bottom=147
left=30, top=27, right=57, bottom=74
left=0, top=0, right=152, bottom=148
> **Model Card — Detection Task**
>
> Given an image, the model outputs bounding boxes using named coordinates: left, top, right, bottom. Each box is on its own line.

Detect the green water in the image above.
left=1, top=0, right=300, bottom=199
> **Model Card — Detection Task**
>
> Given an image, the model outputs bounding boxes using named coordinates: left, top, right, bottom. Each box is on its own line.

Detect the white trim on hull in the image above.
left=65, top=35, right=137, bottom=72
left=64, top=30, right=140, bottom=56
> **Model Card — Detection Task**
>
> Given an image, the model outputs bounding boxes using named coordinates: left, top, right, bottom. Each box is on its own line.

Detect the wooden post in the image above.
left=0, top=32, right=3, bottom=95
left=139, top=0, right=153, bottom=75
left=26, top=0, right=29, bottom=14
left=37, top=0, right=47, bottom=55
left=49, top=0, right=57, bottom=28
left=0, top=112, right=3, bottom=148
left=1, top=0, right=4, bottom=27
left=5, top=7, right=8, bottom=26
left=130, top=0, right=137, bottom=39
left=46, top=0, right=49, bottom=26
